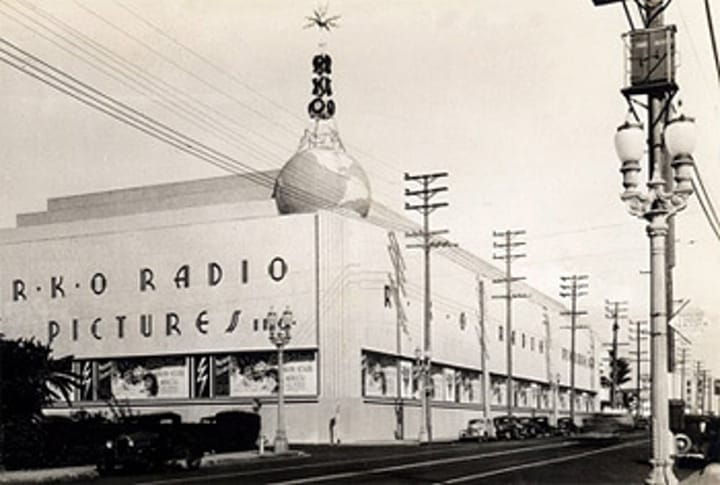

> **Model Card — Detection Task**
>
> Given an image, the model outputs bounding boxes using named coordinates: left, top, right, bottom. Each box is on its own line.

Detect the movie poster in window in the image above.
left=456, top=370, right=479, bottom=403
left=399, top=360, right=414, bottom=398
left=228, top=351, right=317, bottom=397
left=110, top=356, right=188, bottom=399
left=430, top=365, right=443, bottom=401
left=284, top=351, right=317, bottom=395
left=228, top=352, right=277, bottom=397
left=444, top=368, right=456, bottom=402
left=364, top=352, right=397, bottom=398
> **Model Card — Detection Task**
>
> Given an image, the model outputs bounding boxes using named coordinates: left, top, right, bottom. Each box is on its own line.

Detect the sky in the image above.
left=0, top=0, right=718, bottom=378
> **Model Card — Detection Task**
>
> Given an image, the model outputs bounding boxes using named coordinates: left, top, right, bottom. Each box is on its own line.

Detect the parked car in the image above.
left=529, top=416, right=555, bottom=437
left=518, top=417, right=540, bottom=438
left=98, top=410, right=260, bottom=474
left=673, top=415, right=720, bottom=464
left=98, top=413, right=203, bottom=474
left=556, top=417, right=580, bottom=436
left=493, top=416, right=525, bottom=440
left=458, top=418, right=493, bottom=442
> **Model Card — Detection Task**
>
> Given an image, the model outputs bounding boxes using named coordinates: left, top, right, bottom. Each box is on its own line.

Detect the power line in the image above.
left=691, top=177, right=720, bottom=242
left=71, top=0, right=298, bottom=142
left=704, top=0, right=720, bottom=87
left=3, top=0, right=400, bottom=205
left=110, top=0, right=407, bottom=186
left=0, top=2, right=284, bottom=168
left=0, top=38, right=357, bottom=213
left=71, top=0, right=402, bottom=197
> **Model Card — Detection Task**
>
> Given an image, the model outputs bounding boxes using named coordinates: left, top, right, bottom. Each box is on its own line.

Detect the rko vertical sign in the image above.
left=308, top=53, right=335, bottom=120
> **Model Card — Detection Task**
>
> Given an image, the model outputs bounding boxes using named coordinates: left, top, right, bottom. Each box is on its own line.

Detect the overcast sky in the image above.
left=0, top=0, right=718, bottom=377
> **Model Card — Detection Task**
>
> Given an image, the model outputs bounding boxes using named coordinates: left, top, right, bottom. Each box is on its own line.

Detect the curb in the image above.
left=201, top=449, right=308, bottom=466
left=0, top=466, right=98, bottom=484
left=0, top=450, right=309, bottom=483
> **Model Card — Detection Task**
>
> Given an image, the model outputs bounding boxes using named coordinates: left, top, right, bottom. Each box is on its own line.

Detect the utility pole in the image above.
left=492, top=230, right=528, bottom=417
left=559, top=274, right=589, bottom=426
left=404, top=171, right=455, bottom=443
left=695, top=361, right=705, bottom=414
left=629, top=320, right=650, bottom=417
left=604, top=300, right=628, bottom=408
left=678, top=347, right=688, bottom=403
left=476, top=278, right=494, bottom=438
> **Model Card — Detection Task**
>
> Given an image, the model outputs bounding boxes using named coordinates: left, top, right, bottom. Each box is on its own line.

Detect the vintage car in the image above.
left=98, top=412, right=203, bottom=474
left=529, top=416, right=554, bottom=437
left=556, top=417, right=580, bottom=436
left=493, top=416, right=525, bottom=440
left=674, top=415, right=720, bottom=464
left=577, top=411, right=634, bottom=441
left=458, top=418, right=493, bottom=442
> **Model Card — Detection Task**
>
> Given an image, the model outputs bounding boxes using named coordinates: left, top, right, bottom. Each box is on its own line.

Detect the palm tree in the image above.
left=0, top=337, right=79, bottom=422
left=600, top=350, right=632, bottom=407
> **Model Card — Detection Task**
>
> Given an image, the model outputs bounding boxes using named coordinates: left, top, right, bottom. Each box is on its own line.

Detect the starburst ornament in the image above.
left=304, top=4, right=340, bottom=32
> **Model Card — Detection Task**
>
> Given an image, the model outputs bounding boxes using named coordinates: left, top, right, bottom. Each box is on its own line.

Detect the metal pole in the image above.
left=505, top=232, right=513, bottom=417
left=424, top=200, right=432, bottom=442
left=611, top=306, right=619, bottom=408
left=637, top=320, right=642, bottom=417
left=478, top=279, right=493, bottom=437
left=569, top=280, right=577, bottom=426
left=274, top=344, right=288, bottom=453
left=396, top=271, right=403, bottom=440
left=679, top=349, right=686, bottom=403
left=647, top=215, right=675, bottom=484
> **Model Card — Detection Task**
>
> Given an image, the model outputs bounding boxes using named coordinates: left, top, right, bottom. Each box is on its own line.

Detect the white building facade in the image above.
left=0, top=173, right=598, bottom=443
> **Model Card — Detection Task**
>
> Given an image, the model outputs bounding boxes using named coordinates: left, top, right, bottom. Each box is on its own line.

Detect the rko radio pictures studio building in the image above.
left=0, top=48, right=598, bottom=444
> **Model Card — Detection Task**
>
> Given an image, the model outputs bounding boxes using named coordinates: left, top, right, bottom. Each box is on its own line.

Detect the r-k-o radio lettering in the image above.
left=11, top=257, right=289, bottom=302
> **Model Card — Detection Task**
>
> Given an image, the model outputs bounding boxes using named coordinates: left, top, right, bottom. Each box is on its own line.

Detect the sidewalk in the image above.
left=0, top=449, right=307, bottom=484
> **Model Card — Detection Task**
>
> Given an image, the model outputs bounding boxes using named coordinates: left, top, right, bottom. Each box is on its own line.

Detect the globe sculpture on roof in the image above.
left=274, top=15, right=371, bottom=218
left=275, top=126, right=371, bottom=217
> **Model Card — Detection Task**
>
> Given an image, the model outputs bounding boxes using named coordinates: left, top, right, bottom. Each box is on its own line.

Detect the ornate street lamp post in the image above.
left=615, top=111, right=696, bottom=485
left=265, top=308, right=294, bottom=454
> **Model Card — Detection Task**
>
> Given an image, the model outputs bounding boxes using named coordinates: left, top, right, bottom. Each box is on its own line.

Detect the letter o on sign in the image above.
left=90, top=273, right=108, bottom=295
left=268, top=257, right=288, bottom=282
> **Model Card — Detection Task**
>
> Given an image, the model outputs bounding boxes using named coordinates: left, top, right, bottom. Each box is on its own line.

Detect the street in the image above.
left=79, top=433, right=699, bottom=485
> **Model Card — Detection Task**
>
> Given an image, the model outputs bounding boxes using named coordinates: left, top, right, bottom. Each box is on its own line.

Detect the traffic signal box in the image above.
left=622, top=26, right=677, bottom=96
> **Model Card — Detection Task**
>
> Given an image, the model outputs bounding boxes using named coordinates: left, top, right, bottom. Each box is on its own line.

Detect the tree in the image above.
left=0, top=336, right=79, bottom=422
left=600, top=350, right=632, bottom=408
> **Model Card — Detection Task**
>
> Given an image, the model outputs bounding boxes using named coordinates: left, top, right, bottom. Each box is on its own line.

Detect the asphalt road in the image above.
left=87, top=433, right=701, bottom=485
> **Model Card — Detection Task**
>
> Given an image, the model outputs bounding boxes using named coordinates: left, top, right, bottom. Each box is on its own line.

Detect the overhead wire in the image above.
left=0, top=38, right=358, bottom=213
left=108, top=0, right=404, bottom=188
left=0, top=2, right=283, bottom=170
left=703, top=0, right=720, bottom=86
left=8, top=0, right=293, bottom=159
left=692, top=164, right=720, bottom=233
left=69, top=0, right=401, bottom=200
left=2, top=1, right=398, bottom=209
left=691, top=177, right=720, bottom=242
